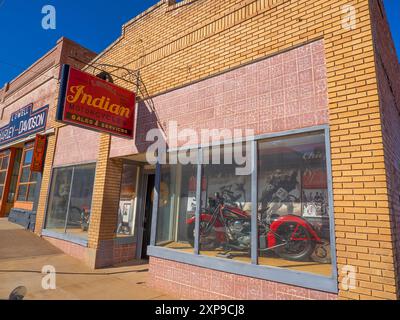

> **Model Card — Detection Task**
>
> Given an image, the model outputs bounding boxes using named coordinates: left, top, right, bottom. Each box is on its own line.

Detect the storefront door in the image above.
left=141, top=173, right=155, bottom=259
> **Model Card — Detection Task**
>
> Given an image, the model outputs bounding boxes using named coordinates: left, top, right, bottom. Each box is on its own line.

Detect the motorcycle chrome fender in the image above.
left=267, top=214, right=321, bottom=248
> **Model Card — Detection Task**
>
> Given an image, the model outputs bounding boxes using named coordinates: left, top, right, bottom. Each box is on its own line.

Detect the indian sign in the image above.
left=0, top=104, right=48, bottom=147
left=56, top=65, right=136, bottom=138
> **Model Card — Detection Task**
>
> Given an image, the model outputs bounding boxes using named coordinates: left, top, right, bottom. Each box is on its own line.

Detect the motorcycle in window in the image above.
left=186, top=191, right=322, bottom=262
left=67, top=205, right=91, bottom=231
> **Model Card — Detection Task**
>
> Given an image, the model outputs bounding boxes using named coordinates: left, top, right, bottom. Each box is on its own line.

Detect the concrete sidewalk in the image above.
left=0, top=218, right=174, bottom=300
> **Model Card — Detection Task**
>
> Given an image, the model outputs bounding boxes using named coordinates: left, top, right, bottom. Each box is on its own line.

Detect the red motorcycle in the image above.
left=186, top=191, right=322, bottom=261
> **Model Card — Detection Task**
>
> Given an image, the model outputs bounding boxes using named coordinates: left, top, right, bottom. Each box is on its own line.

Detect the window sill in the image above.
left=147, top=245, right=338, bottom=294
left=42, top=229, right=88, bottom=247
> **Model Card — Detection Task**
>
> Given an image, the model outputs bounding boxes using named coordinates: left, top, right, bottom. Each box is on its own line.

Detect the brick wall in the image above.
left=113, top=242, right=137, bottom=265
left=87, top=134, right=123, bottom=250
left=81, top=0, right=398, bottom=299
left=370, top=0, right=400, bottom=298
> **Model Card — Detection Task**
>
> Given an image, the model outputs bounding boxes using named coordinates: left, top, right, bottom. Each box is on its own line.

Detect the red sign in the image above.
left=302, top=169, right=327, bottom=189
left=31, top=134, right=47, bottom=172
left=57, top=65, right=136, bottom=138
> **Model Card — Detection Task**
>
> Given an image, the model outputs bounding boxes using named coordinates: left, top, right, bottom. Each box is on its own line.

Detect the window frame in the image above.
left=15, top=143, right=36, bottom=204
left=147, top=125, right=338, bottom=293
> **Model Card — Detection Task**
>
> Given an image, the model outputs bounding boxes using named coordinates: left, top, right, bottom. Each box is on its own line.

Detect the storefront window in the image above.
left=45, top=167, right=72, bottom=231
left=199, top=144, right=252, bottom=263
left=156, top=151, right=198, bottom=253
left=16, top=144, right=37, bottom=202
left=257, top=132, right=332, bottom=276
left=153, top=130, right=334, bottom=286
left=65, top=165, right=95, bottom=237
left=116, top=163, right=140, bottom=237
left=45, top=163, right=96, bottom=240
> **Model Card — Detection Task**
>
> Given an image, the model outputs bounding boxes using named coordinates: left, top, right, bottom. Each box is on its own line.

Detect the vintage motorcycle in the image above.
left=186, top=190, right=323, bottom=261
left=67, top=205, right=91, bottom=231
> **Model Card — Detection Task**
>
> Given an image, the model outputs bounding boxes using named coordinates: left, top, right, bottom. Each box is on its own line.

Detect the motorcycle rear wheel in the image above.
left=275, top=222, right=315, bottom=261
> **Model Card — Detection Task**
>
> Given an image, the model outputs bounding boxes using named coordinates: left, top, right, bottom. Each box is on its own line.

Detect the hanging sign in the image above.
left=0, top=104, right=48, bottom=147
left=56, top=64, right=136, bottom=138
left=31, top=134, right=47, bottom=172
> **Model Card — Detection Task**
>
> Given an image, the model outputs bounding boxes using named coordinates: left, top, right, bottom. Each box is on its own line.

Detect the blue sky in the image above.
left=0, top=0, right=399, bottom=86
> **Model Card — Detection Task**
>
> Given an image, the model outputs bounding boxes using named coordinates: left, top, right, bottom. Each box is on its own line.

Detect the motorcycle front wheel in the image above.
left=187, top=221, right=218, bottom=250
left=274, top=222, right=315, bottom=261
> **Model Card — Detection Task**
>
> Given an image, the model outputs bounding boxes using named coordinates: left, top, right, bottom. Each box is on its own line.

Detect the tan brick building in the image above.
left=13, top=0, right=400, bottom=300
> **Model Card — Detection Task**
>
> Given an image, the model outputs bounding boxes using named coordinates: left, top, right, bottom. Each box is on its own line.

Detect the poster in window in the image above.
left=259, top=169, right=302, bottom=216
left=302, top=189, right=328, bottom=217
left=117, top=200, right=133, bottom=235
left=201, top=169, right=251, bottom=211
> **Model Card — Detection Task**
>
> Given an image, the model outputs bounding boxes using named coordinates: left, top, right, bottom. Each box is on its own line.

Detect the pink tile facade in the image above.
left=43, top=236, right=87, bottom=261
left=110, top=40, right=328, bottom=157
left=54, top=125, right=100, bottom=167
left=148, top=257, right=337, bottom=300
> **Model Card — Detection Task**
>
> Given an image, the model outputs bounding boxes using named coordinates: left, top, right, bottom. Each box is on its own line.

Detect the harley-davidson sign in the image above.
left=57, top=64, right=136, bottom=138
left=0, top=104, right=48, bottom=147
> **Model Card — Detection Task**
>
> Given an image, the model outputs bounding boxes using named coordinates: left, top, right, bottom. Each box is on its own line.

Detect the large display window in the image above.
left=151, top=128, right=336, bottom=292
left=257, top=132, right=332, bottom=276
left=44, top=163, right=96, bottom=240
